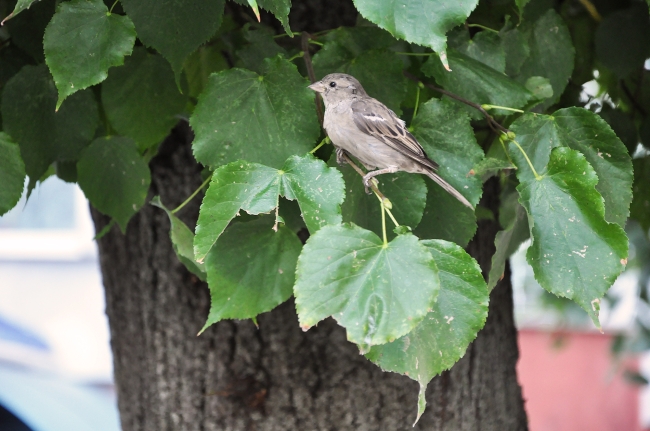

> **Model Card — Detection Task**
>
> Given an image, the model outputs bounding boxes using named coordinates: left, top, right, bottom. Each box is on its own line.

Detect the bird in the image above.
left=308, top=73, right=473, bottom=210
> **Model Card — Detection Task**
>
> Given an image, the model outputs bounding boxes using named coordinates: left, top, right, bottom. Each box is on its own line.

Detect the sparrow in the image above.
left=308, top=73, right=473, bottom=210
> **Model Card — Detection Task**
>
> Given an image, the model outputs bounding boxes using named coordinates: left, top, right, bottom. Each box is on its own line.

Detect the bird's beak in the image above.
left=308, top=81, right=326, bottom=93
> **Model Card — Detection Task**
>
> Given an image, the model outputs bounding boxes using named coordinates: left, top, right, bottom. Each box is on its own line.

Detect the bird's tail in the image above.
left=425, top=171, right=474, bottom=210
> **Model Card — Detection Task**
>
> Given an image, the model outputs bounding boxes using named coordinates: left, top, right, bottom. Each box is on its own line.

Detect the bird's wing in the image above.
left=351, top=98, right=439, bottom=171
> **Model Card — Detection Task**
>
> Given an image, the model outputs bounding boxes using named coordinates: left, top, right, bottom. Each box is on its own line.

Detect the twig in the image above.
left=302, top=32, right=323, bottom=124
left=341, top=153, right=391, bottom=207
left=402, top=70, right=510, bottom=135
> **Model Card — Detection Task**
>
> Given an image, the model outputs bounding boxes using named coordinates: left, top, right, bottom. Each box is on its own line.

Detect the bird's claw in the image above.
left=335, top=148, right=348, bottom=166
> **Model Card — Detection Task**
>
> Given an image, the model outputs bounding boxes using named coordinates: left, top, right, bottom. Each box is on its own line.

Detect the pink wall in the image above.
left=517, top=329, right=642, bottom=431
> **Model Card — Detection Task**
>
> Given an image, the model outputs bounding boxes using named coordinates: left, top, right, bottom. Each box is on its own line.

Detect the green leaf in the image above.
left=509, top=108, right=633, bottom=226
left=411, top=98, right=484, bottom=207
left=500, top=23, right=530, bottom=77
left=1, top=64, right=99, bottom=186
left=101, top=48, right=188, bottom=151
left=0, top=132, right=26, bottom=216
left=487, top=186, right=529, bottom=290
left=194, top=155, right=344, bottom=262
left=77, top=136, right=151, bottom=231
left=294, top=224, right=440, bottom=349
left=352, top=0, right=478, bottom=67
left=595, top=3, right=650, bottom=79
left=516, top=0, right=531, bottom=15
left=511, top=10, right=575, bottom=109
left=335, top=160, right=427, bottom=238
left=631, top=157, right=650, bottom=232
left=120, top=0, right=225, bottom=81
left=236, top=27, right=287, bottom=74
left=413, top=179, right=477, bottom=247
left=1, top=0, right=40, bottom=23
left=201, top=216, right=301, bottom=329
left=314, top=49, right=405, bottom=114
left=525, top=76, right=553, bottom=100
left=150, top=196, right=207, bottom=282
left=191, top=56, right=320, bottom=169
left=3, top=0, right=55, bottom=61
left=183, top=43, right=230, bottom=99
left=43, top=0, right=136, bottom=109
left=448, top=28, right=506, bottom=73
left=422, top=50, right=534, bottom=117
left=366, top=239, right=488, bottom=423
left=231, top=0, right=292, bottom=35
left=517, top=147, right=628, bottom=328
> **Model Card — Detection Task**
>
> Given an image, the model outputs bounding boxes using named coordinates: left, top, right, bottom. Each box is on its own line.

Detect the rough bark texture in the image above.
left=92, top=121, right=528, bottom=431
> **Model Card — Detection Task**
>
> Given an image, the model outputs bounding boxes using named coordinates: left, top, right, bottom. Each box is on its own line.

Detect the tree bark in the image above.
left=92, top=121, right=527, bottom=431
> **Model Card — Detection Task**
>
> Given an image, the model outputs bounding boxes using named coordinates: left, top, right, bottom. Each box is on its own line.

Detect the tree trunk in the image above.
left=93, top=3, right=527, bottom=428
left=92, top=121, right=528, bottom=431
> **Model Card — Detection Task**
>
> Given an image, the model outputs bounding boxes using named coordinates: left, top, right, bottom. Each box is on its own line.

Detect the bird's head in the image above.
left=308, top=73, right=367, bottom=106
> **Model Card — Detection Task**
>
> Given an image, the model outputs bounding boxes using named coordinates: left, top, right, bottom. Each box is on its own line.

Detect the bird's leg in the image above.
left=335, top=147, right=348, bottom=165
left=362, top=166, right=398, bottom=194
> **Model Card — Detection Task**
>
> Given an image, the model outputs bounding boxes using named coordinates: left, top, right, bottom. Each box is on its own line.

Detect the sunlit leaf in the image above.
left=0, top=132, right=26, bottom=216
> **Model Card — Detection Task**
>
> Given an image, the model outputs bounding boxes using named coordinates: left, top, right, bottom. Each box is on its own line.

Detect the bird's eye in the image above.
left=329, top=81, right=337, bottom=88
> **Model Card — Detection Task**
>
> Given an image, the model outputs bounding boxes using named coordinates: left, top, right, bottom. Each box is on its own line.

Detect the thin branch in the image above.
left=402, top=70, right=511, bottom=134
left=577, top=0, right=602, bottom=22
left=341, top=153, right=391, bottom=207
left=301, top=32, right=323, bottom=124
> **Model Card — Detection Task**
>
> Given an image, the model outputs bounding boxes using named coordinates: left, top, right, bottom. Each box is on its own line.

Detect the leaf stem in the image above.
left=506, top=135, right=542, bottom=180
left=308, top=40, right=324, bottom=46
left=481, top=104, right=524, bottom=113
left=412, top=84, right=422, bottom=122
left=467, top=23, right=499, bottom=34
left=373, top=190, right=399, bottom=227
left=309, top=136, right=330, bottom=154
left=108, top=0, right=119, bottom=14
left=172, top=174, right=213, bottom=214
left=287, top=51, right=304, bottom=62
left=380, top=199, right=388, bottom=246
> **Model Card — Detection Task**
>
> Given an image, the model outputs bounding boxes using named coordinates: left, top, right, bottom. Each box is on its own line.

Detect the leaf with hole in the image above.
left=294, top=224, right=440, bottom=350
left=366, top=239, right=488, bottom=424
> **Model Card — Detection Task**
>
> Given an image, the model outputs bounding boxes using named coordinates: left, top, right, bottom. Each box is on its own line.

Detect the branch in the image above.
left=340, top=153, right=391, bottom=207
left=402, top=70, right=510, bottom=135
left=301, top=32, right=323, bottom=124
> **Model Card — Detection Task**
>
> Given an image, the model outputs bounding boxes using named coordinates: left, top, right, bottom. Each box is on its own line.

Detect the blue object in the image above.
left=0, top=366, right=121, bottom=431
